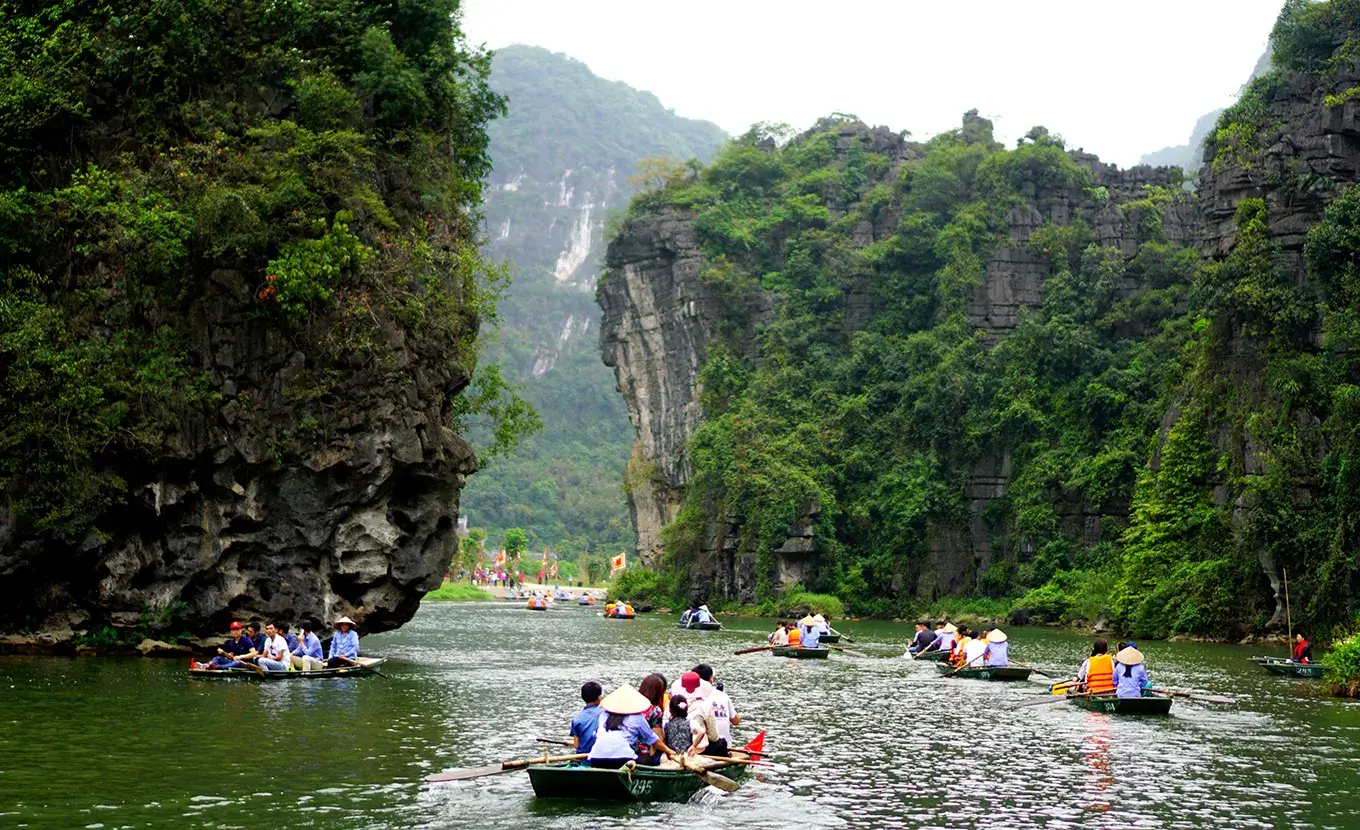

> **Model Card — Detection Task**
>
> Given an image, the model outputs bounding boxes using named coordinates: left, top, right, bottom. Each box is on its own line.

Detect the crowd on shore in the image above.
left=191, top=617, right=364, bottom=672
left=568, top=664, right=741, bottom=769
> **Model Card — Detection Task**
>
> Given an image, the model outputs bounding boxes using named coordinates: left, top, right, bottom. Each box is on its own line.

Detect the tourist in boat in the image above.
left=277, top=622, right=299, bottom=654
left=787, top=621, right=802, bottom=648
left=1293, top=632, right=1313, bottom=663
left=200, top=621, right=257, bottom=669
left=664, top=694, right=692, bottom=751
left=326, top=616, right=361, bottom=668
left=1076, top=639, right=1117, bottom=695
left=693, top=665, right=740, bottom=743
left=245, top=621, right=265, bottom=652
left=679, top=671, right=729, bottom=757
left=799, top=615, right=822, bottom=649
left=694, top=605, right=715, bottom=625
left=637, top=673, right=677, bottom=764
left=1113, top=646, right=1150, bottom=698
left=291, top=619, right=325, bottom=671
left=604, top=602, right=616, bottom=617
left=959, top=628, right=987, bottom=668
left=926, top=622, right=958, bottom=654
left=813, top=614, right=831, bottom=638
left=983, top=629, right=1009, bottom=666
left=679, top=604, right=697, bottom=625
left=908, top=622, right=935, bottom=655
left=256, top=622, right=292, bottom=672
left=585, top=686, right=672, bottom=768
left=768, top=621, right=789, bottom=646
left=948, top=628, right=971, bottom=666
left=570, top=681, right=604, bottom=753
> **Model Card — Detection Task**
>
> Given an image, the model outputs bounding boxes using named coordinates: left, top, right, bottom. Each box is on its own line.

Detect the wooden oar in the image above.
left=1009, top=659, right=1056, bottom=679
left=942, top=651, right=986, bottom=677
left=678, top=755, right=740, bottom=792
left=1017, top=692, right=1092, bottom=708
left=825, top=644, right=870, bottom=658
left=534, top=737, right=575, bottom=747
left=424, top=753, right=587, bottom=783
left=735, top=645, right=775, bottom=655
left=1146, top=688, right=1236, bottom=705
left=342, top=657, right=390, bottom=680
left=830, top=628, right=855, bottom=643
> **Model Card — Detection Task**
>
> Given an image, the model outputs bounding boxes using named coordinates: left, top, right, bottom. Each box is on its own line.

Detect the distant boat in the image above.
left=189, top=657, right=387, bottom=680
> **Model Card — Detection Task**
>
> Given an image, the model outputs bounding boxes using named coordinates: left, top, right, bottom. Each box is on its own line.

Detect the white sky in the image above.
left=461, top=0, right=1283, bottom=168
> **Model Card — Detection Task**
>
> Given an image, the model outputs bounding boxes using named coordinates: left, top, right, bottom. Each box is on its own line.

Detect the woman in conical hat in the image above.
left=983, top=628, right=1009, bottom=667
left=1113, top=646, right=1150, bottom=699
left=586, top=685, right=676, bottom=769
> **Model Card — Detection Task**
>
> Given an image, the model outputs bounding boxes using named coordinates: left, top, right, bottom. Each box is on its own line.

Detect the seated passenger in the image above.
left=1114, top=646, right=1150, bottom=698
left=680, top=671, right=729, bottom=757
left=291, top=619, right=325, bottom=671
left=586, top=686, right=672, bottom=769
left=1077, top=639, right=1117, bottom=695
left=787, top=621, right=802, bottom=648
left=983, top=628, right=1009, bottom=666
left=694, top=605, right=714, bottom=624
left=570, top=681, right=604, bottom=753
left=256, top=622, right=292, bottom=672
left=768, top=622, right=789, bottom=646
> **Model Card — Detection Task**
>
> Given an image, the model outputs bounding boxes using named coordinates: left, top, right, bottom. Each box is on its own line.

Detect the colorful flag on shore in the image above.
left=610, top=551, right=626, bottom=571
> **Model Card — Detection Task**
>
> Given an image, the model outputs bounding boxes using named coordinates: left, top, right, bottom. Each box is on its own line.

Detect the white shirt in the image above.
left=261, top=634, right=289, bottom=661
left=708, top=688, right=737, bottom=743
left=962, top=638, right=987, bottom=667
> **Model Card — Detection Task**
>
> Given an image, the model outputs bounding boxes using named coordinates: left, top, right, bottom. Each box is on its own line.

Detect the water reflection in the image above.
left=2, top=604, right=1359, bottom=828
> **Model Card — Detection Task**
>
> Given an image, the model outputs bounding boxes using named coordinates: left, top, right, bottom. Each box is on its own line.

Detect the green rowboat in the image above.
left=1067, top=694, right=1174, bottom=715
left=188, top=656, right=387, bottom=680
left=911, top=649, right=950, bottom=662
left=1258, top=657, right=1325, bottom=678
left=935, top=663, right=1032, bottom=681
left=820, top=633, right=841, bottom=644
left=527, top=755, right=748, bottom=803
left=771, top=646, right=830, bottom=659
left=677, top=621, right=722, bottom=631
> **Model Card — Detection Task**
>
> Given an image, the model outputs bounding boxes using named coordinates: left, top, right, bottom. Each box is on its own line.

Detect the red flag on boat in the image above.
left=743, top=730, right=765, bottom=757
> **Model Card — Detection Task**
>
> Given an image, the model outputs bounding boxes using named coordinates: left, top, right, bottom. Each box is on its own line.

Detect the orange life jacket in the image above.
left=788, top=627, right=802, bottom=647
left=623, top=604, right=634, bottom=615
left=1086, top=654, right=1116, bottom=694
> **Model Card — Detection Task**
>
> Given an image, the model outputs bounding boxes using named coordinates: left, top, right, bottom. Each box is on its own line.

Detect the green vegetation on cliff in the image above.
left=615, top=2, right=1360, bottom=638
left=0, top=2, right=524, bottom=534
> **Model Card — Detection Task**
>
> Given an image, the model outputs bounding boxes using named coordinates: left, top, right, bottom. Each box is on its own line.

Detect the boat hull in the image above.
left=820, top=633, right=841, bottom=644
left=677, top=622, right=722, bottom=631
left=527, top=605, right=548, bottom=611
left=188, top=657, right=387, bottom=680
left=1259, top=658, right=1324, bottom=678
left=771, top=646, right=830, bottom=659
left=605, top=614, right=635, bottom=620
left=912, top=649, right=950, bottom=662
left=935, top=664, right=1032, bottom=681
left=527, top=756, right=747, bottom=803
left=1067, top=695, right=1174, bottom=715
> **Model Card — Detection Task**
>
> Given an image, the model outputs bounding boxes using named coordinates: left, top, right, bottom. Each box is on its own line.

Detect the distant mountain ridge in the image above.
left=1138, top=49, right=1273, bottom=172
left=458, top=45, right=728, bottom=561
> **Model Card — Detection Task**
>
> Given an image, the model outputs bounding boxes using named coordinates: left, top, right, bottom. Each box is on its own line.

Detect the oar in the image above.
left=678, top=755, right=740, bottom=792
left=1009, top=659, right=1056, bottom=679
left=830, top=628, right=855, bottom=643
left=1018, top=692, right=1092, bottom=708
left=942, top=651, right=986, bottom=678
left=424, top=753, right=587, bottom=783
left=534, top=737, right=575, bottom=747
left=1146, top=688, right=1236, bottom=705
left=343, top=657, right=390, bottom=680
left=825, top=644, right=870, bottom=658
left=735, top=645, right=775, bottom=656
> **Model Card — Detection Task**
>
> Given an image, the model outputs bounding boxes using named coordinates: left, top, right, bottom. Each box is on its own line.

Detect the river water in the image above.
left=2, top=602, right=1357, bottom=829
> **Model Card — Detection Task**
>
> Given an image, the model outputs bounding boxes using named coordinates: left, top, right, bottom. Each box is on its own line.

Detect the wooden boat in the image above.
left=605, top=613, right=635, bottom=620
left=1258, top=657, right=1325, bottom=678
left=771, top=646, right=830, bottom=659
left=677, top=621, right=722, bottom=631
left=1067, top=694, right=1174, bottom=715
left=527, top=752, right=749, bottom=803
left=935, top=663, right=1032, bottom=681
left=820, top=633, right=841, bottom=644
left=188, top=657, right=387, bottom=680
left=911, top=649, right=950, bottom=662
left=527, top=604, right=548, bottom=611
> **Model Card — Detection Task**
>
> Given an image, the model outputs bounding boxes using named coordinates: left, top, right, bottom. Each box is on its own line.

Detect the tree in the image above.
left=503, top=528, right=529, bottom=558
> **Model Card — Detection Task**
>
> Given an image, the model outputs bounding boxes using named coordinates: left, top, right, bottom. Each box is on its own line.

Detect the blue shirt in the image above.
left=248, top=633, right=265, bottom=651
left=329, top=629, right=359, bottom=660
left=570, top=704, right=603, bottom=753
left=293, top=632, right=323, bottom=659
left=801, top=626, right=821, bottom=648
left=587, top=713, right=657, bottom=760
left=221, top=636, right=254, bottom=657
left=984, top=641, right=1009, bottom=667
left=284, top=633, right=299, bottom=652
left=1115, top=663, right=1150, bottom=698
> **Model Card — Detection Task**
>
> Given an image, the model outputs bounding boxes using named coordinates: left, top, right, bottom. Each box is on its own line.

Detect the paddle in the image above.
left=335, top=656, right=390, bottom=680
left=1008, top=659, right=1055, bottom=679
left=942, top=650, right=986, bottom=678
left=825, top=644, right=870, bottom=658
left=678, top=754, right=740, bottom=792
left=830, top=628, right=855, bottom=644
left=734, top=645, right=775, bottom=656
left=1017, top=692, right=1093, bottom=708
left=534, top=737, right=575, bottom=747
left=424, top=753, right=587, bottom=783
left=1146, top=688, right=1237, bottom=705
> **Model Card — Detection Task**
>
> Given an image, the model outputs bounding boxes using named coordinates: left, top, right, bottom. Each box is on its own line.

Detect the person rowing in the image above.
left=768, top=621, right=789, bottom=646
left=983, top=628, right=1009, bottom=667
left=197, top=621, right=256, bottom=670
left=679, top=603, right=697, bottom=625
left=327, top=616, right=361, bottom=668
left=1076, top=638, right=1117, bottom=695
left=907, top=622, right=935, bottom=655
left=798, top=615, right=822, bottom=649
left=1113, top=646, right=1150, bottom=698
left=925, top=622, right=958, bottom=655
left=585, top=685, right=678, bottom=768
left=813, top=614, right=831, bottom=639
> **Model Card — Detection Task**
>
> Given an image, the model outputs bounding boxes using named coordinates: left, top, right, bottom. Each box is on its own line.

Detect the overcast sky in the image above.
left=461, top=0, right=1283, bottom=168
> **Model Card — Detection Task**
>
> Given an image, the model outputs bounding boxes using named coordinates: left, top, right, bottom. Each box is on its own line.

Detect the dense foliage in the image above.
left=458, top=46, right=726, bottom=558
left=0, top=2, right=522, bottom=534
left=616, top=0, right=1360, bottom=638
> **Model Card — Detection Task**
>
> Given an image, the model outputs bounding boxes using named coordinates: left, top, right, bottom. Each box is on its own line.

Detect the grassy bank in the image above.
left=423, top=583, right=496, bottom=602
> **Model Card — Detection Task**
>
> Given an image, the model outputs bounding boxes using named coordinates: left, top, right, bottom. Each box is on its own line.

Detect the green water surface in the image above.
left=1, top=603, right=1356, bottom=829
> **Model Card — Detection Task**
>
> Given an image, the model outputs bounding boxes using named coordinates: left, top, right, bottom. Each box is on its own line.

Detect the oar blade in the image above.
left=424, top=764, right=506, bottom=783
left=701, top=770, right=741, bottom=792
left=1017, top=694, right=1075, bottom=708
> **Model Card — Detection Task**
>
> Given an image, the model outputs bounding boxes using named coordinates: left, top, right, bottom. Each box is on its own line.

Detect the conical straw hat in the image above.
left=601, top=685, right=652, bottom=715
left=799, top=615, right=816, bottom=626
left=943, top=623, right=959, bottom=633
left=1115, top=647, right=1144, bottom=666
left=987, top=629, right=1008, bottom=642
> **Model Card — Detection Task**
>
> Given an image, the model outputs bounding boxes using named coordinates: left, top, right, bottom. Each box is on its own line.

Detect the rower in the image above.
left=694, top=604, right=715, bottom=624
left=1293, top=632, right=1313, bottom=663
left=799, top=615, right=821, bottom=649
left=198, top=621, right=256, bottom=670
left=908, top=622, right=935, bottom=655
left=1077, top=638, right=1117, bottom=695
left=326, top=616, right=361, bottom=668
left=1113, top=646, right=1150, bottom=698
left=768, top=621, right=789, bottom=646
left=983, top=629, right=1009, bottom=667
left=927, top=622, right=958, bottom=655
left=813, top=614, right=831, bottom=639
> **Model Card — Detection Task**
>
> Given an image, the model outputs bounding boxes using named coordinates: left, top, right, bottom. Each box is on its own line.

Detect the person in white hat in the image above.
left=1113, top=646, right=1150, bottom=699
left=326, top=616, right=361, bottom=668
left=586, top=686, right=676, bottom=768
left=924, top=622, right=958, bottom=655
left=799, top=615, right=822, bottom=649
left=812, top=614, right=831, bottom=638
left=983, top=629, right=1009, bottom=667
left=694, top=604, right=715, bottom=625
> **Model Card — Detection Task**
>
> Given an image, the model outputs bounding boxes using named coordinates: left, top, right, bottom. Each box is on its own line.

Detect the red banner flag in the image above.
left=610, top=551, right=626, bottom=571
